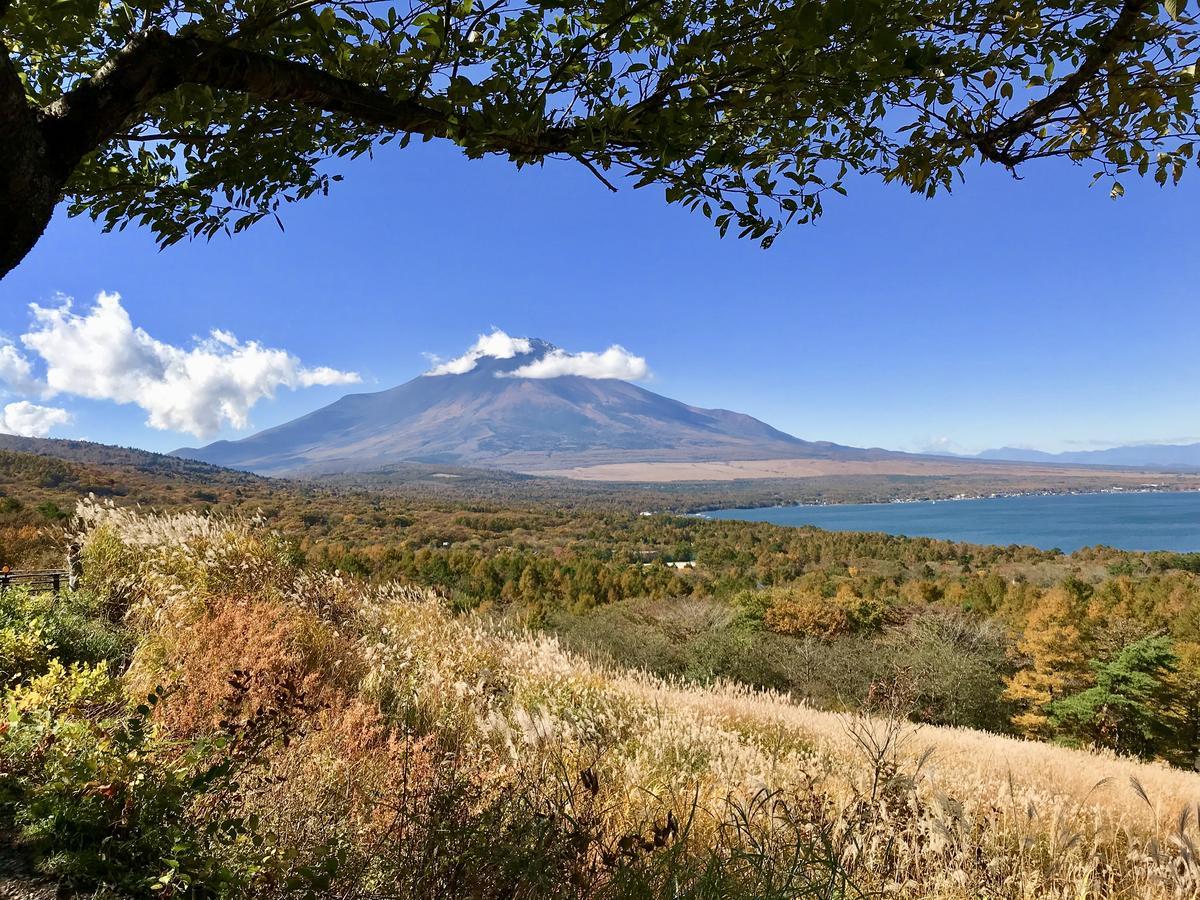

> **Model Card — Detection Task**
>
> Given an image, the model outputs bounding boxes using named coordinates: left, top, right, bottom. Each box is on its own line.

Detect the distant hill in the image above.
left=0, top=436, right=282, bottom=570
left=976, top=443, right=1200, bottom=470
left=0, top=434, right=268, bottom=483
left=173, top=338, right=897, bottom=475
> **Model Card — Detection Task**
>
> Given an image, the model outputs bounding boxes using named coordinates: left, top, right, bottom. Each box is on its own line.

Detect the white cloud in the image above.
left=425, top=329, right=532, bottom=376
left=0, top=401, right=71, bottom=437
left=18, top=292, right=360, bottom=438
left=508, top=345, right=649, bottom=381
left=0, top=341, right=42, bottom=396
left=908, top=436, right=971, bottom=456
left=426, top=330, right=651, bottom=381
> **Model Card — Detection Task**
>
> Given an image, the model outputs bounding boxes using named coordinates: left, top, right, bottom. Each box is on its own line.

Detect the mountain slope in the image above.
left=977, top=443, right=1200, bottom=469
left=174, top=339, right=891, bottom=475
left=0, top=433, right=269, bottom=484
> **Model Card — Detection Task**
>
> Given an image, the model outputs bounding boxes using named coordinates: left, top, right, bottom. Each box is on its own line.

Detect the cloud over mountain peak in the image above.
left=507, top=345, right=648, bottom=380
left=424, top=329, right=534, bottom=376
left=425, top=329, right=649, bottom=381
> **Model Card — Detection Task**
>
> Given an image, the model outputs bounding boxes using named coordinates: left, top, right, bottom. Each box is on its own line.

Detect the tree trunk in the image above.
left=1, top=48, right=63, bottom=280
left=0, top=128, right=62, bottom=280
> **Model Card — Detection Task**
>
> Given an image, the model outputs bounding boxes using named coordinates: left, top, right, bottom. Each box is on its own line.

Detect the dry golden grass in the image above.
left=633, top=676, right=1200, bottom=827
left=75, top=499, right=1200, bottom=898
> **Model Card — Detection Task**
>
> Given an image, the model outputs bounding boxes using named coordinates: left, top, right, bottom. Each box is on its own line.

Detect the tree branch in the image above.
left=575, top=154, right=618, bottom=191
left=969, top=0, right=1155, bottom=165
left=39, top=30, right=455, bottom=175
left=231, top=0, right=322, bottom=41
left=537, top=0, right=661, bottom=104
left=39, top=29, right=626, bottom=177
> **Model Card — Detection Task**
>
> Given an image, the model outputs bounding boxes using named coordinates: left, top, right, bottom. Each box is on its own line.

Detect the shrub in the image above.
left=77, top=522, right=142, bottom=615
left=36, top=501, right=68, bottom=521
left=883, top=609, right=1015, bottom=731
left=0, top=654, right=331, bottom=898
left=0, top=523, right=54, bottom=568
left=0, top=586, right=127, bottom=682
left=132, top=595, right=361, bottom=740
left=0, top=662, right=230, bottom=895
left=763, top=584, right=889, bottom=639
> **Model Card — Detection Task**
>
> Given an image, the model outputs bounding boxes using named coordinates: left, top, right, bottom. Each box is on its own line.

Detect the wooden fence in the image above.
left=0, top=569, right=69, bottom=594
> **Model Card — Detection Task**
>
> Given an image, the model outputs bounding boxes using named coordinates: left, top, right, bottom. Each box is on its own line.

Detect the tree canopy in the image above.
left=2, top=0, right=1197, bottom=277
left=1050, top=634, right=1180, bottom=758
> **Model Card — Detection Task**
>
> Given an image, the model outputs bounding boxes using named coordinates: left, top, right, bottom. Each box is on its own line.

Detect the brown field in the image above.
left=536, top=455, right=1200, bottom=484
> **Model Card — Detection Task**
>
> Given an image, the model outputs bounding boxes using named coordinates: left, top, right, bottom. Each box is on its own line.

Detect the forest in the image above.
left=2, top=442, right=1199, bottom=767
left=5, top=496, right=1200, bottom=898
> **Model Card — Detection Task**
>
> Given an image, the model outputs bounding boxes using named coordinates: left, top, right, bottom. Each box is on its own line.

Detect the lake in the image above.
left=704, top=491, right=1200, bottom=553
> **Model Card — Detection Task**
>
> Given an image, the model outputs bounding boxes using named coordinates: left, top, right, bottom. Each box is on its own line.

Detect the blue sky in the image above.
left=0, top=139, right=1196, bottom=455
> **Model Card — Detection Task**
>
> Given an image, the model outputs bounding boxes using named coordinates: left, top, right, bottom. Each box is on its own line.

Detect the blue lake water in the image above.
left=704, top=492, right=1200, bottom=553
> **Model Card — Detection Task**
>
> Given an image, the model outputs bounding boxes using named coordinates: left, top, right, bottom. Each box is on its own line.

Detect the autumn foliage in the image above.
left=3, top=501, right=1200, bottom=898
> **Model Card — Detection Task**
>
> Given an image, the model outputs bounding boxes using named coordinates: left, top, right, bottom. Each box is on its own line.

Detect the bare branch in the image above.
left=576, top=154, right=618, bottom=191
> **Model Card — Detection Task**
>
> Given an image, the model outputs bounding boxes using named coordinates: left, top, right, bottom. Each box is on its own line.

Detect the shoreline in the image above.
left=687, top=484, right=1200, bottom=517
left=685, top=488, right=1200, bottom=555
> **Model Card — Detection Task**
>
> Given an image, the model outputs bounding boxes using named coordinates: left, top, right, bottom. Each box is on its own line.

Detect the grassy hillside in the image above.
left=2, top=504, right=1198, bottom=899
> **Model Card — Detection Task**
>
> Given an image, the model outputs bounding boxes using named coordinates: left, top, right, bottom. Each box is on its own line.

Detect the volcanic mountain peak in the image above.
left=172, top=339, right=882, bottom=476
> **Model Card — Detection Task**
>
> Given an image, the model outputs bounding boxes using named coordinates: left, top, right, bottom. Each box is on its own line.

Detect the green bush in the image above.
left=1050, top=635, right=1182, bottom=759
left=0, top=659, right=319, bottom=898
left=883, top=610, right=1015, bottom=731
left=36, top=500, right=68, bottom=521
left=0, top=577, right=310, bottom=898
left=0, top=586, right=128, bottom=681
left=79, top=523, right=142, bottom=613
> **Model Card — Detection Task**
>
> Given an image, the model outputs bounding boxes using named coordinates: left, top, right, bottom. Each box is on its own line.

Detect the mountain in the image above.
left=173, top=339, right=894, bottom=475
left=976, top=443, right=1200, bottom=469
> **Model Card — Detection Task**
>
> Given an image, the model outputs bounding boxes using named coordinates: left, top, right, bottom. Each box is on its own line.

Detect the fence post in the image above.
left=67, top=541, right=82, bottom=591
